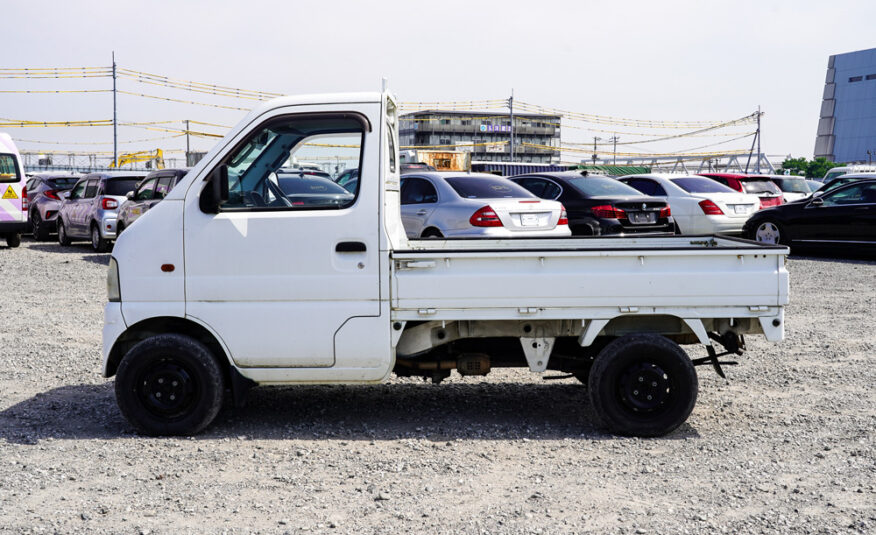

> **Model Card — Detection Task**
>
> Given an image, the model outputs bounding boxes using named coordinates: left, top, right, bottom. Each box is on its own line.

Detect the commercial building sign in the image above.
left=479, top=124, right=511, bottom=133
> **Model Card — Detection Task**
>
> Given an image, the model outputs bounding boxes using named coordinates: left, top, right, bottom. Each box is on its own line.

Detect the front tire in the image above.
left=115, top=334, right=225, bottom=436
left=588, top=334, right=698, bottom=437
left=91, top=224, right=109, bottom=253
left=32, top=210, right=50, bottom=241
left=57, top=220, right=71, bottom=246
left=752, top=219, right=785, bottom=245
left=5, top=233, right=21, bottom=248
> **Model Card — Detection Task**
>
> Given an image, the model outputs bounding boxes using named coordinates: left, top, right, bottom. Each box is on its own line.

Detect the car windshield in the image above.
left=105, top=178, right=142, bottom=196
left=671, top=177, right=736, bottom=193
left=47, top=177, right=79, bottom=189
left=772, top=178, right=810, bottom=193
left=566, top=176, right=643, bottom=197
left=740, top=179, right=781, bottom=195
left=445, top=176, right=535, bottom=199
left=277, top=175, right=351, bottom=195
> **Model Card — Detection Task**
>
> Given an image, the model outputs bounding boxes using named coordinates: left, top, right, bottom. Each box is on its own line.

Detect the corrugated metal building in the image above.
left=399, top=110, right=561, bottom=163
left=815, top=47, right=876, bottom=163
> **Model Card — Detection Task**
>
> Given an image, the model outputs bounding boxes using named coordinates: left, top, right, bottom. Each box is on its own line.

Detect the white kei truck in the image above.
left=103, top=91, right=789, bottom=437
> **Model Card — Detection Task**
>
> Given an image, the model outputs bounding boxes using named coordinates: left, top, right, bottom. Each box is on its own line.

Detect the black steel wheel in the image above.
left=32, top=210, right=49, bottom=241
left=115, top=334, right=225, bottom=436
left=588, top=334, right=697, bottom=437
left=57, top=220, right=71, bottom=246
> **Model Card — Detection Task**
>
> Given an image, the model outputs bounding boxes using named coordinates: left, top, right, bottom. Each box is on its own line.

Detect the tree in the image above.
left=777, top=157, right=808, bottom=176
left=777, top=156, right=838, bottom=178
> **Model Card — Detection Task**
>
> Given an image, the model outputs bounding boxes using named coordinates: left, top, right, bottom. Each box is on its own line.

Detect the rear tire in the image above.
left=57, top=220, right=71, bottom=246
left=751, top=219, right=786, bottom=245
left=588, top=334, right=698, bottom=437
left=31, top=210, right=49, bottom=241
left=91, top=224, right=109, bottom=253
left=5, top=233, right=21, bottom=248
left=115, top=334, right=225, bottom=436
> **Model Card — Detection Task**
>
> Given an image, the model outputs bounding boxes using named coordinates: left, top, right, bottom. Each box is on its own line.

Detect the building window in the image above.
left=439, top=138, right=451, bottom=146
left=867, top=74, right=876, bottom=81
left=849, top=76, right=863, bottom=82
left=440, top=119, right=451, bottom=125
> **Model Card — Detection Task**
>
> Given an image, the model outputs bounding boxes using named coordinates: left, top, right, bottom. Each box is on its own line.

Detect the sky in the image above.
left=3, top=0, right=875, bottom=166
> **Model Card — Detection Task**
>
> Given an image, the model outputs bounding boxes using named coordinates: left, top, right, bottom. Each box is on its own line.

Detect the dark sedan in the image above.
left=510, top=172, right=673, bottom=236
left=743, top=179, right=876, bottom=252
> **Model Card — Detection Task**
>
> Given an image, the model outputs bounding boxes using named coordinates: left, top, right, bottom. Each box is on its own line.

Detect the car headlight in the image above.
left=107, top=257, right=121, bottom=302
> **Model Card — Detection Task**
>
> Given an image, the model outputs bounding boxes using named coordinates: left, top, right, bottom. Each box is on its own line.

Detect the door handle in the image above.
left=416, top=210, right=428, bottom=216
left=336, top=241, right=366, bottom=252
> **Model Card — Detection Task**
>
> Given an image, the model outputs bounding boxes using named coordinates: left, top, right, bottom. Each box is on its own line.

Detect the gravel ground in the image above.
left=0, top=238, right=874, bottom=534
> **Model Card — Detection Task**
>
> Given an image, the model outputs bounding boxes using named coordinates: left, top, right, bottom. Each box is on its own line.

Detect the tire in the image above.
left=57, top=219, right=71, bottom=246
left=115, top=334, right=225, bottom=436
left=91, top=224, right=109, bottom=253
left=421, top=228, right=444, bottom=239
left=588, top=334, right=698, bottom=437
left=31, top=210, right=50, bottom=241
left=5, top=233, right=21, bottom=248
left=751, top=219, right=785, bottom=245
left=116, top=222, right=125, bottom=236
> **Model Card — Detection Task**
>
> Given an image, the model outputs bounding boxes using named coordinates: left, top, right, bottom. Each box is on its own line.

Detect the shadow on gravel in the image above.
left=0, top=382, right=699, bottom=444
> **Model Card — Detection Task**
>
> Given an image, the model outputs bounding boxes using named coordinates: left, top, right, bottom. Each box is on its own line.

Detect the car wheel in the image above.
left=57, top=220, right=71, bottom=246
left=91, top=224, right=109, bottom=253
left=116, top=223, right=125, bottom=236
left=115, top=334, right=225, bottom=436
left=5, top=233, right=21, bottom=248
left=31, top=210, right=50, bottom=241
left=421, top=228, right=444, bottom=239
left=752, top=220, right=785, bottom=245
left=588, top=333, right=698, bottom=437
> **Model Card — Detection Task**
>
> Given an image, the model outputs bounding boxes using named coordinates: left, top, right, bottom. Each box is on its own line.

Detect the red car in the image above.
left=698, top=173, right=784, bottom=209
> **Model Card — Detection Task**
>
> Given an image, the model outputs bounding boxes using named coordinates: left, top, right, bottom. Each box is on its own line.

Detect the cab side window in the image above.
left=822, top=183, right=874, bottom=206
left=68, top=180, right=87, bottom=200
left=155, top=176, right=174, bottom=199
left=400, top=177, right=438, bottom=205
left=135, top=178, right=158, bottom=201
left=84, top=179, right=98, bottom=198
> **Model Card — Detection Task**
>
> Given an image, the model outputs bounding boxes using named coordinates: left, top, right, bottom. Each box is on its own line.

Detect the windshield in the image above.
left=47, top=177, right=79, bottom=190
left=105, top=178, right=142, bottom=196
left=567, top=176, right=644, bottom=197
left=740, top=179, right=781, bottom=195
left=772, top=178, right=810, bottom=193
left=671, top=177, right=736, bottom=193
left=445, top=176, right=535, bottom=199
left=277, top=175, right=351, bottom=195
left=824, top=170, right=845, bottom=181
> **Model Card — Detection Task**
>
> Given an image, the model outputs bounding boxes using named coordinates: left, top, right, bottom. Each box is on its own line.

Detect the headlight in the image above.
left=107, top=257, right=121, bottom=302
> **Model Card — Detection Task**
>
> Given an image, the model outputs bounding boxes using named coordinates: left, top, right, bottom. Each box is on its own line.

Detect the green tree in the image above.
left=777, top=156, right=838, bottom=178
left=777, top=157, right=808, bottom=176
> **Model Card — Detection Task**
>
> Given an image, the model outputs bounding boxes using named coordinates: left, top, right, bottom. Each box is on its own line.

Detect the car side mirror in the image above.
left=808, top=197, right=824, bottom=208
left=200, top=164, right=229, bottom=214
left=126, top=191, right=134, bottom=200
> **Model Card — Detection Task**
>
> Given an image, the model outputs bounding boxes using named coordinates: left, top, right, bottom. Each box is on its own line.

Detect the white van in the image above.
left=823, top=165, right=876, bottom=182
left=0, top=133, right=27, bottom=247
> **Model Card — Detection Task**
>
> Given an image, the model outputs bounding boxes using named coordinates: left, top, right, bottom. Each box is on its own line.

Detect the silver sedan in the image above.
left=400, top=172, right=571, bottom=239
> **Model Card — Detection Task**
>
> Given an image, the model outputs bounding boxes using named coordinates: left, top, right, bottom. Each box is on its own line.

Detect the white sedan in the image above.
left=618, top=174, right=760, bottom=235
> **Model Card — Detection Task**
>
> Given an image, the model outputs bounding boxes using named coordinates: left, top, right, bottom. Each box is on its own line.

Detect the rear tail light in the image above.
left=101, top=197, right=119, bottom=210
left=44, top=189, right=60, bottom=200
left=558, top=206, right=568, bottom=226
left=658, top=205, right=671, bottom=218
left=698, top=199, right=724, bottom=215
left=21, top=185, right=28, bottom=210
left=590, top=204, right=626, bottom=219
left=469, top=205, right=503, bottom=227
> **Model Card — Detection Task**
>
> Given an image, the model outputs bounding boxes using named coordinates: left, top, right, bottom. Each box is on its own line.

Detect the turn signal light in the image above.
left=698, top=199, right=724, bottom=215
left=591, top=204, right=626, bottom=219
left=469, top=205, right=503, bottom=227
left=101, top=197, right=119, bottom=210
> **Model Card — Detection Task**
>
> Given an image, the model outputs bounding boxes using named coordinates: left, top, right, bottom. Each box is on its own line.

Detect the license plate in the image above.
left=629, top=212, right=656, bottom=224
left=733, top=205, right=747, bottom=215
left=520, top=213, right=540, bottom=227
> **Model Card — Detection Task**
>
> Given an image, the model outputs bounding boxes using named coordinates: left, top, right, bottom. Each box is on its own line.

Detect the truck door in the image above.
left=183, top=105, right=385, bottom=368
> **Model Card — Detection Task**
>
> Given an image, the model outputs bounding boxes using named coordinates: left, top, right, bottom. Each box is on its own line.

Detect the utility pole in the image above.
left=592, top=136, right=601, bottom=165
left=112, top=51, right=118, bottom=168
left=609, top=136, right=619, bottom=165
left=185, top=119, right=190, bottom=165
left=507, top=90, right=514, bottom=162
left=755, top=105, right=762, bottom=173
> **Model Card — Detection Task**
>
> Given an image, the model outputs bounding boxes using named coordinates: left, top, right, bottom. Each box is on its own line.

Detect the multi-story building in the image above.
left=815, top=47, right=876, bottom=163
left=399, top=110, right=561, bottom=163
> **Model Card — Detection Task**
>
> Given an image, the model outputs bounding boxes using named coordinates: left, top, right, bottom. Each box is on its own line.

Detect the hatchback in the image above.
left=25, top=173, right=80, bottom=240
left=510, top=172, right=673, bottom=236
left=399, top=172, right=570, bottom=239
left=57, top=172, right=145, bottom=251
left=117, top=169, right=187, bottom=234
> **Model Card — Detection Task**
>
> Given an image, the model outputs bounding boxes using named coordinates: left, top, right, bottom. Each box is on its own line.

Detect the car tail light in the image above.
left=698, top=199, right=724, bottom=215
left=101, top=197, right=119, bottom=210
left=558, top=206, right=568, bottom=226
left=590, top=204, right=626, bottom=219
left=21, top=185, right=27, bottom=210
left=658, top=205, right=671, bottom=218
left=469, top=205, right=503, bottom=227
left=44, top=189, right=60, bottom=200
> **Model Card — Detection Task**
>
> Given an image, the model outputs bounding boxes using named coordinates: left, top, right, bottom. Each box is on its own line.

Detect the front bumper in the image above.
left=102, top=302, right=127, bottom=377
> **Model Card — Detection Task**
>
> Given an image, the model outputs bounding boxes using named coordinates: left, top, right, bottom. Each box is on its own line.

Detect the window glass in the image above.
left=135, top=178, right=158, bottom=201
left=84, top=179, right=99, bottom=198
left=387, top=122, right=397, bottom=174
left=48, top=177, right=79, bottom=189
left=512, top=177, right=546, bottom=197
left=106, top=178, right=141, bottom=196
left=671, top=177, right=736, bottom=193
left=0, top=154, right=19, bottom=183
left=740, top=179, right=781, bottom=195
left=543, top=181, right=562, bottom=199
left=221, top=115, right=364, bottom=211
left=772, top=178, right=810, bottom=193
left=566, top=176, right=644, bottom=197
left=155, top=176, right=174, bottom=199
left=445, top=176, right=534, bottom=199
left=822, top=183, right=876, bottom=206
left=68, top=180, right=86, bottom=200
left=400, top=177, right=438, bottom=205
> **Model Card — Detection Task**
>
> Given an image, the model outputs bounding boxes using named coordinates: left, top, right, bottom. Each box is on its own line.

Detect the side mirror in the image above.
left=126, top=191, right=134, bottom=200
left=808, top=197, right=824, bottom=208
left=200, top=164, right=229, bottom=214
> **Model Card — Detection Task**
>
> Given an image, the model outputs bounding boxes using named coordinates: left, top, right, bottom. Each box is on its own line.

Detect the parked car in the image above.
left=25, top=173, right=81, bottom=240
left=117, top=169, right=188, bottom=234
left=744, top=179, right=876, bottom=252
left=399, top=172, right=570, bottom=238
left=822, top=165, right=876, bottom=182
left=57, top=172, right=145, bottom=252
left=334, top=168, right=358, bottom=192
left=759, top=175, right=812, bottom=203
left=619, top=174, right=759, bottom=235
left=0, top=133, right=27, bottom=248
left=274, top=171, right=354, bottom=207
left=698, top=173, right=783, bottom=209
left=400, top=161, right=436, bottom=173
left=509, top=171, right=673, bottom=236
left=814, top=173, right=876, bottom=196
